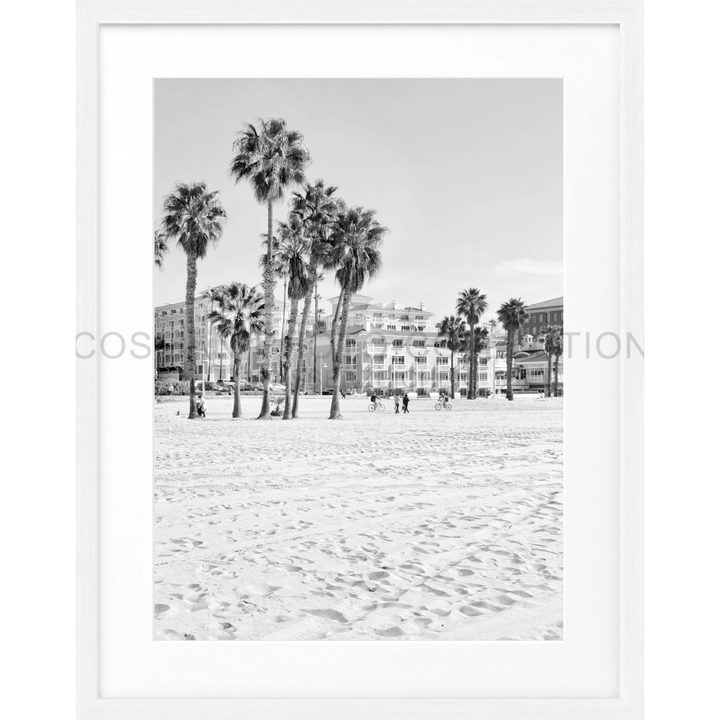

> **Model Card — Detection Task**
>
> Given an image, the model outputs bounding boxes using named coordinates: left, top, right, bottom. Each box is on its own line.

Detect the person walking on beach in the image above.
left=402, top=393, right=410, bottom=413
left=196, top=393, right=207, bottom=418
left=394, top=393, right=400, bottom=414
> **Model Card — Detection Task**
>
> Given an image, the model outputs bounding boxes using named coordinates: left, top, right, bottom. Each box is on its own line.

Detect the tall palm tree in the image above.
left=496, top=298, right=529, bottom=401
left=154, top=229, right=168, bottom=269
left=161, top=183, right=226, bottom=418
left=289, top=181, right=339, bottom=417
left=207, top=283, right=264, bottom=418
left=540, top=324, right=561, bottom=397
left=230, top=118, right=311, bottom=419
left=273, top=214, right=312, bottom=419
left=328, top=205, right=388, bottom=419
left=435, top=315, right=466, bottom=399
left=456, top=289, right=488, bottom=399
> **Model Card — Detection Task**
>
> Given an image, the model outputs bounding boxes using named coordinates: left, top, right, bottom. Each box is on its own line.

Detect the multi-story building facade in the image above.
left=521, top=296, right=564, bottom=338
left=154, top=293, right=321, bottom=385
left=155, top=292, right=563, bottom=395
left=514, top=296, right=564, bottom=392
left=322, top=295, right=521, bottom=397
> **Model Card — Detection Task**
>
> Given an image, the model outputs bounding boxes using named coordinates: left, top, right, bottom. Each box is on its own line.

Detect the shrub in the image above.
left=154, top=379, right=192, bottom=395
left=154, top=379, right=175, bottom=396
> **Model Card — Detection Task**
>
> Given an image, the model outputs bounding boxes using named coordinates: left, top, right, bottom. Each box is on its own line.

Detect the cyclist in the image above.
left=370, top=391, right=378, bottom=410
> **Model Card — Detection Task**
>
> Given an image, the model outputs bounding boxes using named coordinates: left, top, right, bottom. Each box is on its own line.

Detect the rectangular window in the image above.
left=401, top=325, right=411, bottom=331
left=413, top=340, right=426, bottom=348
left=436, top=357, right=449, bottom=365
left=344, top=371, right=357, bottom=382
left=387, top=324, right=396, bottom=330
left=393, top=339, right=403, bottom=347
left=343, top=355, right=355, bottom=365
left=478, top=373, right=488, bottom=381
left=391, top=356, right=404, bottom=365
left=416, top=356, right=427, bottom=365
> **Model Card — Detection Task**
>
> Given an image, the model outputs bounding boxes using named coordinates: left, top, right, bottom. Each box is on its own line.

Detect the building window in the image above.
left=386, top=324, right=396, bottom=330
left=401, top=325, right=411, bottom=331
left=412, top=340, right=426, bottom=348
left=344, top=371, right=357, bottom=382
left=478, top=373, right=488, bottom=382
left=416, top=356, right=427, bottom=365
left=436, top=357, right=449, bottom=365
left=391, top=356, right=404, bottom=365
left=393, top=339, right=403, bottom=348
left=343, top=355, right=355, bottom=365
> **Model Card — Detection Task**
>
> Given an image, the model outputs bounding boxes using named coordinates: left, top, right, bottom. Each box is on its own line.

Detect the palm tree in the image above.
left=456, top=289, right=488, bottom=399
left=207, top=283, right=264, bottom=418
left=230, top=118, right=311, bottom=419
left=273, top=214, right=312, bottom=419
left=328, top=205, right=388, bottom=419
left=496, top=298, right=529, bottom=401
left=540, top=324, right=561, bottom=396
left=161, top=183, right=226, bottom=418
left=435, top=315, right=466, bottom=399
left=289, top=181, right=339, bottom=417
left=154, top=229, right=168, bottom=269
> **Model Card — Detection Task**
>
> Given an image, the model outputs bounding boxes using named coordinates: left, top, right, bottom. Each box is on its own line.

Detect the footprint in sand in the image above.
left=303, top=608, right=349, bottom=623
left=375, top=626, right=404, bottom=637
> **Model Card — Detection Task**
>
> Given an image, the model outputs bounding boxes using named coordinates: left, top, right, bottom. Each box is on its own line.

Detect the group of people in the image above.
left=369, top=392, right=411, bottom=413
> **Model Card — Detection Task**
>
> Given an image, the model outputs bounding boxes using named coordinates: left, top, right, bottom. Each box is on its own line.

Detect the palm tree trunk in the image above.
left=329, top=288, right=350, bottom=419
left=329, top=290, right=342, bottom=371
left=283, top=299, right=300, bottom=419
left=279, top=278, right=287, bottom=383
left=469, top=323, right=476, bottom=399
left=185, top=253, right=198, bottom=418
left=258, top=201, right=275, bottom=419
left=232, top=356, right=241, bottom=418
left=292, top=273, right=315, bottom=417
left=553, top=353, right=559, bottom=396
left=450, top=349, right=455, bottom=399
left=546, top=350, right=552, bottom=397
left=506, top=327, right=514, bottom=401
left=313, top=280, right=319, bottom=392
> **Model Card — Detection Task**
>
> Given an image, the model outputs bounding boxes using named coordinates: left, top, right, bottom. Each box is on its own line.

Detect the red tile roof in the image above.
left=526, top=296, right=564, bottom=310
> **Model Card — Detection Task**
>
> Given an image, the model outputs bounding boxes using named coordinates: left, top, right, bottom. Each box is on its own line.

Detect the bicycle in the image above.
left=368, top=401, right=385, bottom=412
left=434, top=399, right=452, bottom=411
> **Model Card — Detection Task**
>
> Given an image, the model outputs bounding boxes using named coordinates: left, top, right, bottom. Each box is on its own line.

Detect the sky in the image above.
left=154, top=79, right=562, bottom=322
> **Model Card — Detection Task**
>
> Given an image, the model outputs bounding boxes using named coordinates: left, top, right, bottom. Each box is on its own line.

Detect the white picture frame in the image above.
left=77, top=1, right=643, bottom=718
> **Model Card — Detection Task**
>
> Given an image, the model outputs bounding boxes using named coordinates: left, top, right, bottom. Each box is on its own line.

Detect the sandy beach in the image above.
left=154, top=394, right=563, bottom=641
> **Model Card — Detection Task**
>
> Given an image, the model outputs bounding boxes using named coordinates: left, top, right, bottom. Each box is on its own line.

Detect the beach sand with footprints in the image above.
left=154, top=394, right=563, bottom=641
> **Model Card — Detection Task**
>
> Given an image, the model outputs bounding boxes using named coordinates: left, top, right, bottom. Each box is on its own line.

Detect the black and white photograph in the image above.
left=153, top=78, right=564, bottom=642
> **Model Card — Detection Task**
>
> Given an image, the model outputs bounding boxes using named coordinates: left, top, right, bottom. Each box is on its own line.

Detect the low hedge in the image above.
left=154, top=379, right=192, bottom=395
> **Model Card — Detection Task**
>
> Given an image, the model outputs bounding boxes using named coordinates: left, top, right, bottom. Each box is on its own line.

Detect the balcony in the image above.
left=373, top=363, right=387, bottom=370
